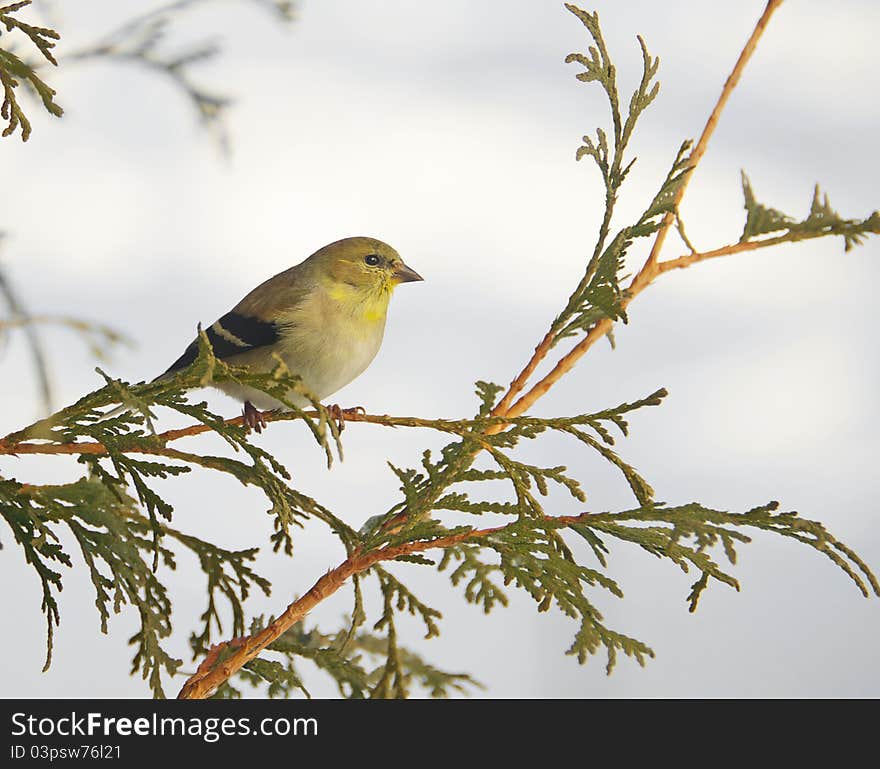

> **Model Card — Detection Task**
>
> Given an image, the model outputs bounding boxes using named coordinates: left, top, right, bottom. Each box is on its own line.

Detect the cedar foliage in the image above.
left=1, top=2, right=878, bottom=698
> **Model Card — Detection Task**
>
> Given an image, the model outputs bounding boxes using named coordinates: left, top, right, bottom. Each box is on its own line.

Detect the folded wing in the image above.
left=161, top=311, right=282, bottom=377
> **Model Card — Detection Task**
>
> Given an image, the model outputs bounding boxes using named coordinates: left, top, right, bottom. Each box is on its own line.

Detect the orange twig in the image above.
left=492, top=330, right=556, bottom=417
left=0, top=410, right=500, bottom=457
left=657, top=229, right=846, bottom=274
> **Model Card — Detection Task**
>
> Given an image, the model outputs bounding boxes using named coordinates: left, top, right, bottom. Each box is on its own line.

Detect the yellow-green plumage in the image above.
left=163, top=236, right=422, bottom=414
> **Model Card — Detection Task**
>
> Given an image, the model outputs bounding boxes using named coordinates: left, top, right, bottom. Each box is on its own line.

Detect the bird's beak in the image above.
left=393, top=262, right=424, bottom=284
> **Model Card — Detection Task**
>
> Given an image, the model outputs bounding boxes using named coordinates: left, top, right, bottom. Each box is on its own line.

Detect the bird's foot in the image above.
left=242, top=400, right=268, bottom=434
left=327, top=404, right=366, bottom=433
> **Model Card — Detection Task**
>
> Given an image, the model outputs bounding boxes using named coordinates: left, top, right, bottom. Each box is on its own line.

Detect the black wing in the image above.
left=161, top=310, right=281, bottom=376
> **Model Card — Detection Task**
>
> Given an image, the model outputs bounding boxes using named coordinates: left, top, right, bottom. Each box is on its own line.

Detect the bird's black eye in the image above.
left=364, top=254, right=381, bottom=266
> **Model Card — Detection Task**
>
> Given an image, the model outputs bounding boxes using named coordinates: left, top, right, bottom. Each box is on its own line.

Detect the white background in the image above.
left=1, top=0, right=878, bottom=697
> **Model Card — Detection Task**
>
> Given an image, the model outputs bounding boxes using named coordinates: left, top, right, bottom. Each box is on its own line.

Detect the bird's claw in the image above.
left=327, top=404, right=366, bottom=433
left=243, top=400, right=268, bottom=434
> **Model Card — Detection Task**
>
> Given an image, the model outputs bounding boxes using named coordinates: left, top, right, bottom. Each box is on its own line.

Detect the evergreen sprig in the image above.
left=552, top=5, right=674, bottom=346
left=0, top=472, right=279, bottom=697
left=0, top=0, right=62, bottom=140
left=577, top=500, right=880, bottom=608
left=438, top=543, right=508, bottom=614
left=553, top=141, right=694, bottom=344
left=0, top=333, right=339, bottom=695
left=178, top=530, right=272, bottom=659
left=0, top=476, right=177, bottom=693
left=373, top=565, right=442, bottom=640
left=741, top=172, right=880, bottom=251
left=489, top=518, right=652, bottom=673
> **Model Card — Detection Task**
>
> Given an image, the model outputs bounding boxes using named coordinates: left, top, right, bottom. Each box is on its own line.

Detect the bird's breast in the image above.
left=276, top=287, right=388, bottom=400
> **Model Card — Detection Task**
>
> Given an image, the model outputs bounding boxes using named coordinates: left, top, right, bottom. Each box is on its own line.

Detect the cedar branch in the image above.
left=489, top=0, right=784, bottom=426
left=177, top=512, right=598, bottom=699
left=494, top=0, right=785, bottom=423
left=0, top=411, right=545, bottom=456
left=176, top=0, right=787, bottom=698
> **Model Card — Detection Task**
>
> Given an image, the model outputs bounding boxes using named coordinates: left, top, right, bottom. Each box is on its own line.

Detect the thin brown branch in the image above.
left=657, top=229, right=839, bottom=274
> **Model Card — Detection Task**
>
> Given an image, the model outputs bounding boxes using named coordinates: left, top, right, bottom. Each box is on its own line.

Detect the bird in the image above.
left=153, top=236, right=423, bottom=432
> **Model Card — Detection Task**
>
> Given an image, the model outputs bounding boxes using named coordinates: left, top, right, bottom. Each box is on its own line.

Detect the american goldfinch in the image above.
left=158, top=236, right=422, bottom=431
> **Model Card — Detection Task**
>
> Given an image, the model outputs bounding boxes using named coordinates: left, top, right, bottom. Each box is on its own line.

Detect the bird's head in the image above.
left=313, top=236, right=423, bottom=296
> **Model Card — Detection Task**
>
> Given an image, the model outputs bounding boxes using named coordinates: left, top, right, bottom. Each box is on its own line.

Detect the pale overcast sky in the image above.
left=1, top=0, right=878, bottom=697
